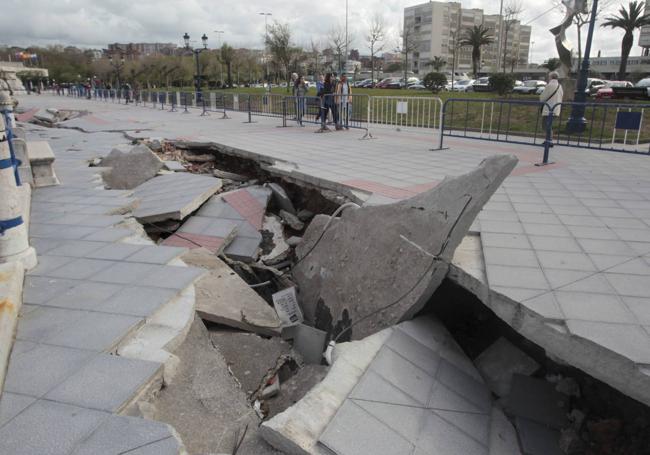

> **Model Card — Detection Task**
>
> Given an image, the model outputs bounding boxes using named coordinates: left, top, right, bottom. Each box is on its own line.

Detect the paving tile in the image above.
left=44, top=258, right=116, bottom=280
left=45, top=240, right=108, bottom=258
left=514, top=417, right=563, bottom=455
left=0, top=400, right=108, bottom=455
left=116, top=436, right=180, bottom=455
left=566, top=225, right=619, bottom=240
left=69, top=415, right=176, bottom=455
left=395, top=317, right=448, bottom=352
left=4, top=343, right=95, bottom=397
left=434, top=409, right=490, bottom=446
left=522, top=293, right=565, bottom=319
left=480, top=232, right=530, bottom=249
left=416, top=410, right=487, bottom=455
left=89, top=262, right=159, bottom=284
left=136, top=264, right=204, bottom=289
left=484, top=247, right=539, bottom=268
left=486, top=265, right=550, bottom=291
left=386, top=327, right=440, bottom=376
left=555, top=291, right=636, bottom=324
left=352, top=399, right=426, bottom=442
left=605, top=273, right=650, bottom=298
left=589, top=254, right=635, bottom=271
left=0, top=393, right=37, bottom=428
left=536, top=251, right=596, bottom=272
left=479, top=220, right=524, bottom=234
left=503, top=374, right=568, bottom=429
left=125, top=245, right=186, bottom=264
left=559, top=274, right=618, bottom=294
left=622, top=296, right=650, bottom=325
left=30, top=224, right=100, bottom=240
left=522, top=223, right=572, bottom=237
left=576, top=238, right=636, bottom=256
left=557, top=214, right=605, bottom=227
left=45, top=354, right=161, bottom=412
left=16, top=306, right=87, bottom=343
left=84, top=243, right=145, bottom=260
left=319, top=400, right=414, bottom=455
left=44, top=281, right=124, bottom=310
left=27, top=255, right=75, bottom=277
left=42, top=312, right=143, bottom=351
left=83, top=227, right=133, bottom=242
left=436, top=359, right=491, bottom=413
left=566, top=320, right=650, bottom=364
left=99, top=286, right=179, bottom=317
left=543, top=269, right=593, bottom=289
left=22, top=276, right=79, bottom=304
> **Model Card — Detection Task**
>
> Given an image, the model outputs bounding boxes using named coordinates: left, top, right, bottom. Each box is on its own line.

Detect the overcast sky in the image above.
left=0, top=0, right=635, bottom=64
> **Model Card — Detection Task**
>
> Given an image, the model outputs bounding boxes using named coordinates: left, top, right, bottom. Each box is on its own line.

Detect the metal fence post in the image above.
left=537, top=103, right=555, bottom=166
left=201, top=95, right=209, bottom=116
left=221, top=94, right=230, bottom=119
left=183, top=92, right=189, bottom=114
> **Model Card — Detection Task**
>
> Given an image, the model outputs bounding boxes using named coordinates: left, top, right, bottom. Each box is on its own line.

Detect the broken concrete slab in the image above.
left=265, top=364, right=329, bottom=419
left=132, top=173, right=222, bottom=224
left=268, top=183, right=296, bottom=214
left=213, top=168, right=248, bottom=181
left=163, top=216, right=238, bottom=254
left=293, top=155, right=517, bottom=341
left=261, top=215, right=291, bottom=265
left=101, top=144, right=164, bottom=190
left=291, top=324, right=327, bottom=365
left=209, top=330, right=300, bottom=398
left=280, top=210, right=304, bottom=231
left=503, top=374, right=569, bottom=429
left=181, top=248, right=282, bottom=336
left=475, top=337, right=540, bottom=397
left=515, top=417, right=562, bottom=455
left=162, top=161, right=186, bottom=172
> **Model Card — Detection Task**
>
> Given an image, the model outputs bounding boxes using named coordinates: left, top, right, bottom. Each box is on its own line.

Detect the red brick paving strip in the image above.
left=222, top=189, right=265, bottom=230
left=162, top=233, right=226, bottom=253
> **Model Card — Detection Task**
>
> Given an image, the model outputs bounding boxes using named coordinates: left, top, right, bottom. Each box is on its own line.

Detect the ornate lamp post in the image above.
left=184, top=32, right=209, bottom=102
left=567, top=0, right=598, bottom=133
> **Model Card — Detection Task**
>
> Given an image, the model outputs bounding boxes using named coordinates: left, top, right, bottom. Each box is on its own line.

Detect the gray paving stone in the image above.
left=44, top=258, right=116, bottom=280
left=45, top=354, right=161, bottom=412
left=43, top=311, right=143, bottom=351
left=605, top=273, right=650, bottom=298
left=117, top=436, right=180, bottom=454
left=386, top=327, right=440, bottom=376
left=99, top=286, right=179, bottom=316
left=319, top=400, right=414, bottom=455
left=416, top=410, right=487, bottom=455
left=514, top=417, right=562, bottom=455
left=124, top=245, right=186, bottom=264
left=503, top=375, right=568, bottom=429
left=527, top=235, right=582, bottom=253
left=566, top=225, right=619, bottom=240
left=522, top=223, right=572, bottom=238
left=44, top=281, right=124, bottom=310
left=566, top=319, right=650, bottom=364
left=555, top=291, right=636, bottom=324
left=484, top=247, right=539, bottom=268
left=17, top=306, right=87, bottom=343
left=69, top=415, right=177, bottom=455
left=0, top=400, right=108, bottom=455
left=352, top=398, right=426, bottom=442
left=622, top=296, right=650, bottom=325
left=0, top=393, right=37, bottom=428
left=136, top=264, right=204, bottom=289
left=486, top=265, right=550, bottom=291
left=45, top=240, right=109, bottom=258
left=22, top=276, right=79, bottom=304
left=542, top=269, right=593, bottom=289
left=28, top=255, right=75, bottom=276
left=223, top=235, right=261, bottom=262
left=436, top=359, right=491, bottom=414
left=89, top=262, right=159, bottom=284
left=434, top=409, right=490, bottom=446
left=4, top=343, right=95, bottom=397
left=84, top=242, right=145, bottom=260
left=480, top=232, right=530, bottom=249
left=536, top=251, right=596, bottom=272
left=350, top=369, right=422, bottom=407
left=83, top=227, right=133, bottom=242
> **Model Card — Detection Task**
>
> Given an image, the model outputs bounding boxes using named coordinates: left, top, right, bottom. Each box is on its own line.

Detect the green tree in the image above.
left=459, top=25, right=494, bottom=78
left=542, top=58, right=562, bottom=72
left=489, top=73, right=515, bottom=96
left=428, top=56, right=447, bottom=72
left=219, top=43, right=235, bottom=88
left=266, top=22, right=298, bottom=92
left=423, top=72, right=447, bottom=93
left=602, top=1, right=650, bottom=79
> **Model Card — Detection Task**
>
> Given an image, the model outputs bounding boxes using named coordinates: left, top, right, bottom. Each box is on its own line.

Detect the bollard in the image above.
left=536, top=107, right=555, bottom=166
left=0, top=93, right=37, bottom=270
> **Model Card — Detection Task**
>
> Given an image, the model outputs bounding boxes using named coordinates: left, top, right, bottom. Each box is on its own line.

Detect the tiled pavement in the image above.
left=319, top=316, right=517, bottom=455
left=12, top=96, right=650, bottom=405
left=0, top=125, right=203, bottom=453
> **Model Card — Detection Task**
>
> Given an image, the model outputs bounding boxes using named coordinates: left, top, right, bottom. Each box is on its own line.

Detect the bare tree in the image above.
left=266, top=22, right=297, bottom=91
left=501, top=2, right=523, bottom=73
left=366, top=14, right=385, bottom=84
left=397, top=22, right=420, bottom=88
left=310, top=39, right=321, bottom=77
left=329, top=25, right=352, bottom=74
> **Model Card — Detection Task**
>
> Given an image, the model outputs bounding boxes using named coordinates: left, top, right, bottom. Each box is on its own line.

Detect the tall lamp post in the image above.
left=259, top=12, right=272, bottom=91
left=108, top=53, right=125, bottom=89
left=566, top=0, right=599, bottom=133
left=184, top=32, right=208, bottom=102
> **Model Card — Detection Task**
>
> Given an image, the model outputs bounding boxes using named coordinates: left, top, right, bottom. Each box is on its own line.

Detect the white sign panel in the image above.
left=272, top=287, right=304, bottom=327
left=396, top=101, right=408, bottom=115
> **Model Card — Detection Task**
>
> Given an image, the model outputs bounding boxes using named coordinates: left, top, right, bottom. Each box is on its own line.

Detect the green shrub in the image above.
left=423, top=72, right=447, bottom=93
left=489, top=73, right=515, bottom=96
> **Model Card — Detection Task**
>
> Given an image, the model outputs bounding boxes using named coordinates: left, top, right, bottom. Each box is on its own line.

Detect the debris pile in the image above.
left=29, top=108, right=86, bottom=126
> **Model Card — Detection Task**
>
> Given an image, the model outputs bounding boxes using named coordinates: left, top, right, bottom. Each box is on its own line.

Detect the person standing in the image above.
left=539, top=71, right=564, bottom=143
left=315, top=74, right=325, bottom=121
left=318, top=73, right=338, bottom=131
left=335, top=74, right=353, bottom=130
left=294, top=75, right=308, bottom=124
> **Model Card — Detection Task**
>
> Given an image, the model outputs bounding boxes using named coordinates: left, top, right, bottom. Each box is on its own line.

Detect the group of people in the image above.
left=290, top=72, right=354, bottom=130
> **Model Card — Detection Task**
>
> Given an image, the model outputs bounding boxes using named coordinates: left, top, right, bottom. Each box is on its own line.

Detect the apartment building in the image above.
left=404, top=1, right=531, bottom=75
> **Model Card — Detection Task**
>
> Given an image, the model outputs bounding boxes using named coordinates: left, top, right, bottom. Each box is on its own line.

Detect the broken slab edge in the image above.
left=260, top=329, right=392, bottom=455
left=447, top=263, right=650, bottom=408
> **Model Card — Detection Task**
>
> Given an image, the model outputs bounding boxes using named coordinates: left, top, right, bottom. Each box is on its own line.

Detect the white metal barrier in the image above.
left=368, top=96, right=443, bottom=146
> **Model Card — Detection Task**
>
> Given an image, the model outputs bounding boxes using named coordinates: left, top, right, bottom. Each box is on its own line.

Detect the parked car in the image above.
left=375, top=78, right=394, bottom=88
left=354, top=78, right=372, bottom=88
left=472, top=77, right=493, bottom=92
left=513, top=80, right=546, bottom=95
left=609, top=78, right=650, bottom=99
left=595, top=81, right=633, bottom=99
left=586, top=78, right=607, bottom=95
left=407, top=84, right=427, bottom=90
left=451, top=79, right=476, bottom=92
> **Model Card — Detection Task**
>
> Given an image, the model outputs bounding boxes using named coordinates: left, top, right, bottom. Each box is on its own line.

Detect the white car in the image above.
left=451, top=79, right=476, bottom=92
left=513, top=80, right=546, bottom=95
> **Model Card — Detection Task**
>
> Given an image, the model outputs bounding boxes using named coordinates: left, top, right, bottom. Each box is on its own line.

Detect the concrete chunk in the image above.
left=268, top=182, right=296, bottom=214
left=475, top=337, right=540, bottom=397
left=293, top=155, right=517, bottom=340
left=181, top=248, right=282, bottom=336
left=102, top=144, right=164, bottom=190
left=504, top=374, right=569, bottom=429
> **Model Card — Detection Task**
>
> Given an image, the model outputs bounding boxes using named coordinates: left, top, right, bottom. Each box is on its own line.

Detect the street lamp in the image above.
left=566, top=0, right=598, bottom=133
left=108, top=53, right=125, bottom=89
left=184, top=32, right=209, bottom=102
left=259, top=12, right=272, bottom=91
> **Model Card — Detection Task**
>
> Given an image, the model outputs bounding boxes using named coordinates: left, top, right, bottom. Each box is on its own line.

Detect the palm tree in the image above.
left=428, top=56, right=447, bottom=72
left=602, top=1, right=650, bottom=80
left=459, top=25, right=494, bottom=78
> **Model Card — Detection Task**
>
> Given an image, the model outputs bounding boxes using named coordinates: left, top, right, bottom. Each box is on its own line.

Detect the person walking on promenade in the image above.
left=335, top=74, right=352, bottom=130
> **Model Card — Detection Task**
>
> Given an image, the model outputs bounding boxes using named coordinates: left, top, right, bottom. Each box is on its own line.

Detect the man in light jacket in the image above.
left=539, top=71, right=564, bottom=141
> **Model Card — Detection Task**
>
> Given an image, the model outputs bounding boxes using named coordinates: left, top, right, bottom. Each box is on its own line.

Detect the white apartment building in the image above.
left=639, top=2, right=650, bottom=54
left=404, top=1, right=532, bottom=75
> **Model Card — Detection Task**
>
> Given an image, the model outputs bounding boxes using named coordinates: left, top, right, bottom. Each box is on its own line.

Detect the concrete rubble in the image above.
left=293, top=155, right=518, bottom=340
left=101, top=143, right=164, bottom=190
left=181, top=248, right=282, bottom=337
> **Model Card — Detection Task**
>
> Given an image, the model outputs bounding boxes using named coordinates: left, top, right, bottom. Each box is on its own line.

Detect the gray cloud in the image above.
left=0, top=0, right=637, bottom=63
